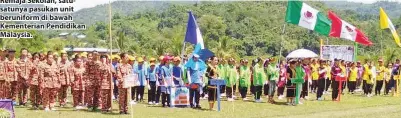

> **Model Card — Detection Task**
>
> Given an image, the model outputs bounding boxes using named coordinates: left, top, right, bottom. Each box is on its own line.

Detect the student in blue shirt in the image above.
left=155, top=56, right=164, bottom=105
left=160, top=56, right=173, bottom=107
left=147, top=62, right=157, bottom=105
left=172, top=57, right=184, bottom=86
left=112, top=56, right=120, bottom=100
left=132, top=57, right=147, bottom=103
left=187, top=54, right=206, bottom=109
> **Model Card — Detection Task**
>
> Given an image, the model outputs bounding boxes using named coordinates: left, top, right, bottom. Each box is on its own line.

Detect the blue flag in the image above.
left=184, top=11, right=204, bottom=49
left=199, top=49, right=214, bottom=61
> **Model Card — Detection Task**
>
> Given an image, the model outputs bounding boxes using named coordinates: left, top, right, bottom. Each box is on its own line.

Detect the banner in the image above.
left=0, top=99, right=14, bottom=118
left=170, top=86, right=190, bottom=107
left=123, top=73, right=139, bottom=88
left=322, top=45, right=354, bottom=62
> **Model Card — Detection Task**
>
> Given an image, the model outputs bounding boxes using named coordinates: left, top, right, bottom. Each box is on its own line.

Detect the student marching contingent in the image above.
left=0, top=48, right=400, bottom=114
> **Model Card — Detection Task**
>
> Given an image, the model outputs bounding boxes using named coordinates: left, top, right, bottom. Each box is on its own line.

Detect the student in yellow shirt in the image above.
left=385, top=63, right=393, bottom=95
left=362, top=59, right=370, bottom=95
left=375, top=59, right=386, bottom=95
left=324, top=60, right=332, bottom=94
left=348, top=62, right=358, bottom=94
left=311, top=59, right=319, bottom=93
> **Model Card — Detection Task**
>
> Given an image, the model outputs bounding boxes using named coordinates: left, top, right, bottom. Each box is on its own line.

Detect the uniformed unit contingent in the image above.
left=0, top=48, right=400, bottom=114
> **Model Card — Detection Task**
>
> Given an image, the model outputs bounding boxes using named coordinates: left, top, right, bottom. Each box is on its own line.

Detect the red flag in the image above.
left=328, top=11, right=373, bottom=46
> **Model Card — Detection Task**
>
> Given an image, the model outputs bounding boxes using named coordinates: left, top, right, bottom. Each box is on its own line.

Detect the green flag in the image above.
left=285, top=1, right=331, bottom=36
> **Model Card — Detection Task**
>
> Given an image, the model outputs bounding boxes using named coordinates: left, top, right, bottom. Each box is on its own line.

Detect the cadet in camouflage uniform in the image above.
left=40, top=51, right=61, bottom=111
left=16, top=48, right=31, bottom=105
left=5, top=50, right=18, bottom=104
left=85, top=51, right=102, bottom=111
left=70, top=56, right=86, bottom=110
left=116, top=53, right=132, bottom=114
left=58, top=51, right=70, bottom=107
left=28, top=53, right=41, bottom=109
left=0, top=50, right=6, bottom=99
left=99, top=55, right=113, bottom=112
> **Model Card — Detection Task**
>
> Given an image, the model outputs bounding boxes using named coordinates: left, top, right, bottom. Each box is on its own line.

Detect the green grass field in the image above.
left=8, top=90, right=401, bottom=118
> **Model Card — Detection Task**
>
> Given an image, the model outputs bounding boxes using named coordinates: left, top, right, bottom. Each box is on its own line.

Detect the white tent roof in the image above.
left=64, top=48, right=119, bottom=53
left=286, top=49, right=318, bottom=58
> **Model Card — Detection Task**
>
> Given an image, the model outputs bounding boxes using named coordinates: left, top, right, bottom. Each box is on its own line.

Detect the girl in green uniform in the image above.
left=253, top=58, right=266, bottom=103
left=239, top=59, right=251, bottom=101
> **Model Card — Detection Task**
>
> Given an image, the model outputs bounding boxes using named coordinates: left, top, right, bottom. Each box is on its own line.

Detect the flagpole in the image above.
left=278, top=24, right=286, bottom=64
left=108, top=0, right=114, bottom=112
left=354, top=43, right=357, bottom=62
left=181, top=42, right=186, bottom=61
left=380, top=30, right=383, bottom=56
left=320, top=38, right=323, bottom=59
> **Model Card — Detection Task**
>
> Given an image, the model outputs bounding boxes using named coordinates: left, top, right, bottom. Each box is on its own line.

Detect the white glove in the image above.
left=147, top=85, right=151, bottom=90
left=202, top=83, right=206, bottom=87
left=115, top=81, right=119, bottom=86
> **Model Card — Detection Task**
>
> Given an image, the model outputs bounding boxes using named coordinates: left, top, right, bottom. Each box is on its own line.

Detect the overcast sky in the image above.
left=47, top=0, right=400, bottom=11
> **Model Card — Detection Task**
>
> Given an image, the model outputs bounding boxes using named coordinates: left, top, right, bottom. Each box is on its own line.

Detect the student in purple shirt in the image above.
left=172, top=57, right=183, bottom=86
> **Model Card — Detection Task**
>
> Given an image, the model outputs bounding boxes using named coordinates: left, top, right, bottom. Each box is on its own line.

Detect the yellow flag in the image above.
left=380, top=7, right=401, bottom=47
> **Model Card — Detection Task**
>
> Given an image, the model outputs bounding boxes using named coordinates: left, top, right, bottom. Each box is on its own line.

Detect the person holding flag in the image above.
left=186, top=54, right=206, bottom=109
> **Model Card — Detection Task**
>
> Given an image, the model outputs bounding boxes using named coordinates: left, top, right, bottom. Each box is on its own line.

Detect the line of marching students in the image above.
left=1, top=48, right=401, bottom=114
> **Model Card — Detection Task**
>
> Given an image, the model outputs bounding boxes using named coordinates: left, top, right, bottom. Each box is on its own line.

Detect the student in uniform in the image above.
left=155, top=56, right=165, bottom=105
left=58, top=51, right=70, bottom=107
left=111, top=55, right=120, bottom=100
left=317, top=60, right=327, bottom=101
left=277, top=61, right=286, bottom=100
left=133, top=57, right=147, bottom=103
left=40, top=51, right=61, bottom=111
left=99, top=55, right=113, bottom=112
left=348, top=62, right=358, bottom=94
left=6, top=49, right=18, bottom=105
left=16, top=48, right=30, bottom=106
left=362, top=59, right=370, bottom=95
left=366, top=62, right=374, bottom=97
left=187, top=54, right=206, bottom=108
left=147, top=62, right=157, bottom=105
left=226, top=58, right=237, bottom=102
left=267, top=58, right=278, bottom=104
left=239, top=59, right=250, bottom=101
left=300, top=58, right=311, bottom=101
left=218, top=59, right=227, bottom=96
left=385, top=63, right=393, bottom=95
left=70, top=56, right=86, bottom=110
left=324, top=61, right=332, bottom=94
left=172, top=57, right=183, bottom=86
left=286, top=59, right=297, bottom=105
left=160, top=56, right=173, bottom=107
left=331, top=59, right=342, bottom=101
left=116, top=53, right=132, bottom=114
left=253, top=57, right=265, bottom=103
left=311, top=59, right=319, bottom=93
left=28, top=53, right=41, bottom=109
left=0, top=50, right=6, bottom=99
left=376, top=59, right=386, bottom=95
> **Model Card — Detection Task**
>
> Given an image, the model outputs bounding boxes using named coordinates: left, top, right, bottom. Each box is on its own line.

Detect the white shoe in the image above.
left=221, top=93, right=226, bottom=97
left=255, top=99, right=262, bottom=103
left=228, top=98, right=234, bottom=102
left=112, top=95, right=116, bottom=100
left=130, top=101, right=137, bottom=105
left=51, top=108, right=57, bottom=111
left=45, top=108, right=50, bottom=111
left=233, top=95, right=237, bottom=99
left=278, top=96, right=283, bottom=100
left=155, top=103, right=159, bottom=105
left=148, top=102, right=153, bottom=105
left=298, top=101, right=303, bottom=104
left=243, top=98, right=249, bottom=101
left=305, top=96, right=309, bottom=100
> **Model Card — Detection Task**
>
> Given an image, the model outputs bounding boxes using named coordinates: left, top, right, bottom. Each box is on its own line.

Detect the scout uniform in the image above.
left=239, top=64, right=250, bottom=100
left=58, top=58, right=70, bottom=106
left=40, top=61, right=60, bottom=110
left=5, top=58, right=18, bottom=102
left=99, top=61, right=113, bottom=112
left=116, top=63, right=133, bottom=113
left=70, top=63, right=86, bottom=108
left=28, top=59, right=41, bottom=108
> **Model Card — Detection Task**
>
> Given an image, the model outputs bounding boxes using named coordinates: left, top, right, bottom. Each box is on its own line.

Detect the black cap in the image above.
left=100, top=55, right=107, bottom=59
left=7, top=49, right=16, bottom=53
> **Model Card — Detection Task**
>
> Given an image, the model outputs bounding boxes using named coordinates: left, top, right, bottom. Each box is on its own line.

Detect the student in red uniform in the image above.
left=331, top=59, right=342, bottom=101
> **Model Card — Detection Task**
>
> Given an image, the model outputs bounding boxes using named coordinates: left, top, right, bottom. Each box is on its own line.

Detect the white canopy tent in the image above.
left=286, top=49, right=318, bottom=58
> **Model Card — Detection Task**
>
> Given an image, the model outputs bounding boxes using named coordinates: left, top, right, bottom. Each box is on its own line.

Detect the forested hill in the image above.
left=324, top=1, right=401, bottom=18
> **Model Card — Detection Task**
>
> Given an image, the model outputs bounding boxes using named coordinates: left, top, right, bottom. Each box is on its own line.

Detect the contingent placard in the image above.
left=170, top=86, right=189, bottom=107
left=322, top=45, right=354, bottom=62
left=123, top=73, right=139, bottom=88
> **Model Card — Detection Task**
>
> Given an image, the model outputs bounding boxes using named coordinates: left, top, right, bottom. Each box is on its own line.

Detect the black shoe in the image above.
left=195, top=105, right=201, bottom=109
left=119, top=111, right=124, bottom=114
left=124, top=111, right=129, bottom=114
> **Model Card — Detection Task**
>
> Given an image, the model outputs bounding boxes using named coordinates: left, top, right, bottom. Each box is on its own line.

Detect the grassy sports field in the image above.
left=9, top=90, right=401, bottom=118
